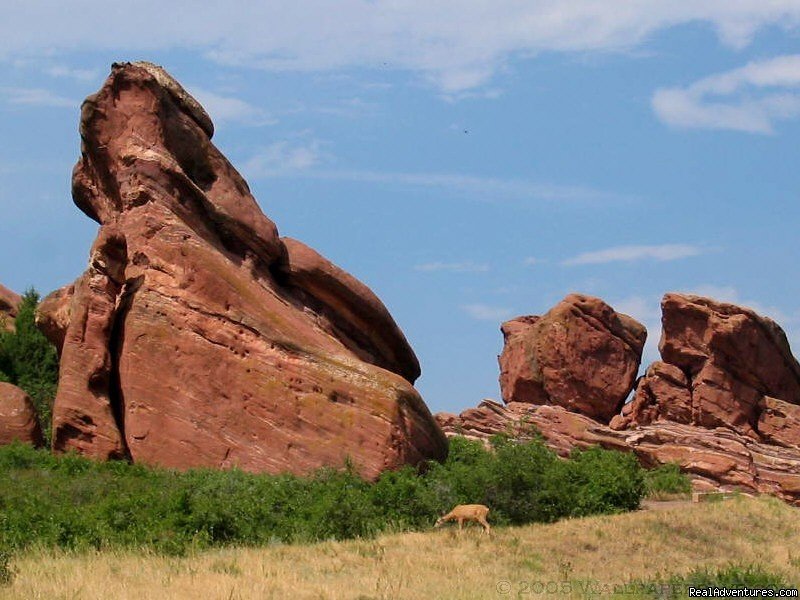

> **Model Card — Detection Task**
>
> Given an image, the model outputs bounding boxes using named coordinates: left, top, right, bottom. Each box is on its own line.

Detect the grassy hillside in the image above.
left=3, top=496, right=798, bottom=599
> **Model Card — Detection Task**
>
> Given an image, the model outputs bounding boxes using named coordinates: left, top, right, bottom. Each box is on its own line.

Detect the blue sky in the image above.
left=1, top=3, right=799, bottom=413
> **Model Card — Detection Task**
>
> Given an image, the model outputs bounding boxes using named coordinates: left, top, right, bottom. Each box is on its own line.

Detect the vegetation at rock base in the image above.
left=0, top=436, right=644, bottom=555
left=643, top=462, right=693, bottom=500
left=0, top=289, right=59, bottom=443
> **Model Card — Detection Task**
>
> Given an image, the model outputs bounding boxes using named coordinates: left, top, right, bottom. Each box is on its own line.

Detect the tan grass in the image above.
left=4, top=496, right=799, bottom=599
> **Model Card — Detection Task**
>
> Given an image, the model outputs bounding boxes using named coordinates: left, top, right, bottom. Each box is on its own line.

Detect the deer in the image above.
left=434, top=504, right=491, bottom=534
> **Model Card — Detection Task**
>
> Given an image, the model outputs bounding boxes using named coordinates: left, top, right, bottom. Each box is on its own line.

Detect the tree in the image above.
left=0, top=289, right=59, bottom=443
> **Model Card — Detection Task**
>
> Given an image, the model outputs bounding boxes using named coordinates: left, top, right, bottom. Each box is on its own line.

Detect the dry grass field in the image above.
left=4, top=496, right=799, bottom=599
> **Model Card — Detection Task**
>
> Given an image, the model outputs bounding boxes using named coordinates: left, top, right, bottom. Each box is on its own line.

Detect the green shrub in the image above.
left=0, top=289, right=59, bottom=443
left=564, top=446, right=646, bottom=516
left=0, top=436, right=647, bottom=554
left=645, top=463, right=692, bottom=499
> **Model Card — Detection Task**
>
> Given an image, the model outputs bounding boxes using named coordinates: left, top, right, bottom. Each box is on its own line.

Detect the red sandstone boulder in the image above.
left=36, top=284, right=74, bottom=354
left=660, top=294, right=800, bottom=399
left=0, top=284, right=20, bottom=331
left=51, top=61, right=446, bottom=478
left=498, top=294, right=646, bottom=423
left=0, top=382, right=43, bottom=447
left=622, top=294, right=800, bottom=438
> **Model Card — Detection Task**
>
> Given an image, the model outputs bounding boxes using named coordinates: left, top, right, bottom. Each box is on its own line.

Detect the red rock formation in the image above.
left=446, top=292, right=800, bottom=504
left=610, top=361, right=692, bottom=430
left=0, top=382, right=43, bottom=447
left=277, top=238, right=420, bottom=383
left=436, top=401, right=800, bottom=504
left=622, top=294, right=800, bottom=439
left=50, top=61, right=445, bottom=478
left=757, top=396, right=800, bottom=449
left=498, top=294, right=646, bottom=423
left=36, top=284, right=74, bottom=355
left=0, top=284, right=20, bottom=331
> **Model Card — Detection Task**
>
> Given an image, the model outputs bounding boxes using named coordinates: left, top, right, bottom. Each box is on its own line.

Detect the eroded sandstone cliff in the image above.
left=48, top=62, right=446, bottom=478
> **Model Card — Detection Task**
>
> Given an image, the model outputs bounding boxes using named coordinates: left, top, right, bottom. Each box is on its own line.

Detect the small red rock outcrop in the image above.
left=49, top=61, right=446, bottom=478
left=0, top=284, right=20, bottom=331
left=498, top=294, right=646, bottom=423
left=36, top=284, right=74, bottom=355
left=0, top=382, right=43, bottom=447
left=610, top=361, right=692, bottom=430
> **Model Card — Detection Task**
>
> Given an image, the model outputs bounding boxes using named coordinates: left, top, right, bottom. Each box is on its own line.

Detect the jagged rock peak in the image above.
left=112, top=61, right=213, bottom=137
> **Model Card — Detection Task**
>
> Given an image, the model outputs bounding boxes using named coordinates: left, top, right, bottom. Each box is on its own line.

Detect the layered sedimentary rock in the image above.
left=0, top=284, right=20, bottom=331
left=49, top=61, right=446, bottom=478
left=441, top=293, right=800, bottom=504
left=0, top=382, right=43, bottom=447
left=758, top=396, right=800, bottom=448
left=498, top=294, right=646, bottom=423
left=436, top=400, right=800, bottom=502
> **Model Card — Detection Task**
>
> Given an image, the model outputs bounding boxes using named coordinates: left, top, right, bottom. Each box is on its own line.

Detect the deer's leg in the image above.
left=479, top=517, right=491, bottom=534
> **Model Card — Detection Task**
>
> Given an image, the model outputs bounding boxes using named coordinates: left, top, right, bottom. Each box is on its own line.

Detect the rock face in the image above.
left=50, top=61, right=446, bottom=478
left=0, top=284, right=20, bottom=331
left=0, top=382, right=43, bottom=447
left=441, top=293, right=800, bottom=505
left=610, top=361, right=693, bottom=430
left=619, top=294, right=800, bottom=438
left=758, top=396, right=800, bottom=449
left=36, top=284, right=74, bottom=354
left=498, top=294, right=646, bottom=423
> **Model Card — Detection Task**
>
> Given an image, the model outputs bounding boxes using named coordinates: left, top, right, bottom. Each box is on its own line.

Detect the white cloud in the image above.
left=414, top=261, right=489, bottom=273
left=653, top=54, right=800, bottom=133
left=1, top=3, right=800, bottom=92
left=462, top=303, right=515, bottom=322
left=263, top=168, right=629, bottom=204
left=188, top=86, right=276, bottom=126
left=523, top=257, right=545, bottom=266
left=44, top=65, right=100, bottom=82
left=562, top=244, right=704, bottom=266
left=0, top=87, right=77, bottom=108
left=242, top=140, right=323, bottom=177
